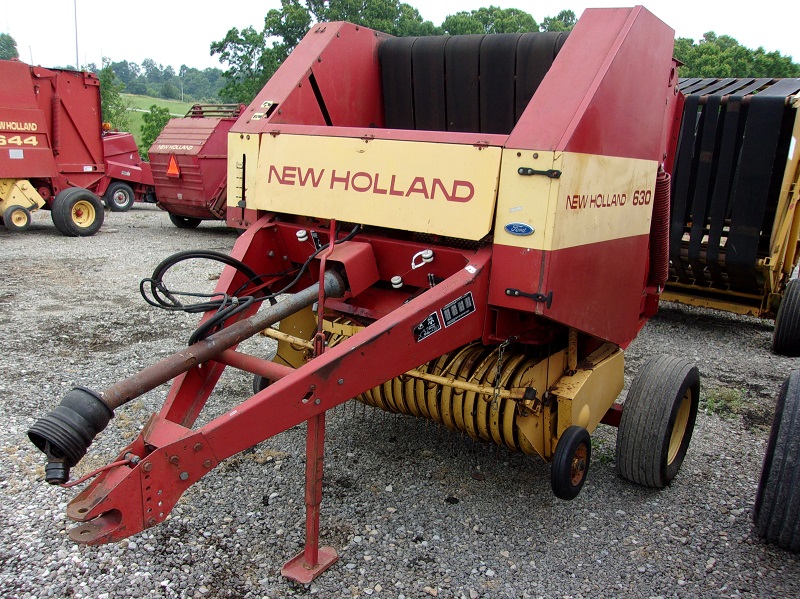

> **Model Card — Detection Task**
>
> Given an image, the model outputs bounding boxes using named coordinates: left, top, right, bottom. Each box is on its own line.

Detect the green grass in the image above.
left=703, top=386, right=745, bottom=419
left=122, top=94, right=195, bottom=146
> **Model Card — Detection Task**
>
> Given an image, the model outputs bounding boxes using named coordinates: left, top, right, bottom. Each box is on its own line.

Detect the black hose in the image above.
left=140, top=225, right=361, bottom=344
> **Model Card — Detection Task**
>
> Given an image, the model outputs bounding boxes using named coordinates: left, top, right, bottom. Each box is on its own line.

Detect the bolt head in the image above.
left=142, top=462, right=152, bottom=472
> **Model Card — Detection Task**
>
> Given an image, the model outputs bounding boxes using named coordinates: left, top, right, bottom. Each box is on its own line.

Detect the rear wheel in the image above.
left=616, top=355, right=699, bottom=488
left=772, top=280, right=800, bottom=356
left=551, top=425, right=591, bottom=500
left=104, top=181, right=135, bottom=212
left=169, top=213, right=202, bottom=229
left=51, top=188, right=104, bottom=237
left=3, top=205, right=31, bottom=231
left=753, top=371, right=800, bottom=551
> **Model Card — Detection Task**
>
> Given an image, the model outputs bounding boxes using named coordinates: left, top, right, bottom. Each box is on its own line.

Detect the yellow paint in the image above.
left=514, top=349, right=567, bottom=460
left=551, top=344, right=624, bottom=439
left=0, top=178, right=45, bottom=213
left=235, top=133, right=502, bottom=240
left=494, top=150, right=657, bottom=251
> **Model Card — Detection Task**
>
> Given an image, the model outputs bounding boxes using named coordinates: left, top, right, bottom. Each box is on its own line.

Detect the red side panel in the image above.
left=0, top=60, right=58, bottom=178
left=102, top=132, right=154, bottom=186
left=29, top=66, right=105, bottom=185
left=149, top=117, right=236, bottom=218
left=234, top=22, right=387, bottom=135
left=489, top=236, right=650, bottom=348
left=507, top=7, right=675, bottom=162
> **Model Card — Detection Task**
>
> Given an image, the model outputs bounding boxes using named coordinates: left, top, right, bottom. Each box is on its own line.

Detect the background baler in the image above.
left=0, top=59, right=156, bottom=236
left=148, top=103, right=244, bottom=229
left=665, top=78, right=800, bottom=355
left=29, top=7, right=696, bottom=583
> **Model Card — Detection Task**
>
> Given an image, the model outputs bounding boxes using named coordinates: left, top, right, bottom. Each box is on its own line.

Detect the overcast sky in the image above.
left=4, top=1, right=797, bottom=72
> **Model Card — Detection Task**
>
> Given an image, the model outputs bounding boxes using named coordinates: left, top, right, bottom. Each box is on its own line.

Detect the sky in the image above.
left=3, top=1, right=797, bottom=72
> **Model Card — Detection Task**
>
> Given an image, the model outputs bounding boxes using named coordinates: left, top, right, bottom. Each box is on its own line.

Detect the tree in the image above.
left=211, top=0, right=439, bottom=103
left=674, top=32, right=800, bottom=78
left=442, top=7, right=536, bottom=35
left=540, top=10, right=576, bottom=32
left=98, top=59, right=131, bottom=131
left=0, top=33, right=19, bottom=60
left=139, top=105, right=171, bottom=157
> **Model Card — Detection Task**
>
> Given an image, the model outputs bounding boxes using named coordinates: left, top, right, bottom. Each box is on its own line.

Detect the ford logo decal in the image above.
left=504, top=222, right=534, bottom=236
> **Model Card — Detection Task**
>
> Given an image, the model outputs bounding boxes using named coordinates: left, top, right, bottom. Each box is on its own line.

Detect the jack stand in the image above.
left=281, top=411, right=338, bottom=583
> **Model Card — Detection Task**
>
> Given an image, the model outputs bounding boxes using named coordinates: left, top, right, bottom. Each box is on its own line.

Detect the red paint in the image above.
left=508, top=7, right=675, bottom=162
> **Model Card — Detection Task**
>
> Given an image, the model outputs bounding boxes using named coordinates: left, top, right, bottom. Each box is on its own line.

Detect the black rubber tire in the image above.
left=3, top=205, right=31, bottom=231
left=252, top=374, right=272, bottom=394
left=551, top=425, right=591, bottom=500
left=753, top=371, right=800, bottom=551
left=772, top=279, right=800, bottom=357
left=616, top=355, right=700, bottom=488
left=169, top=213, right=202, bottom=229
left=50, top=188, right=104, bottom=237
left=104, top=181, right=135, bottom=212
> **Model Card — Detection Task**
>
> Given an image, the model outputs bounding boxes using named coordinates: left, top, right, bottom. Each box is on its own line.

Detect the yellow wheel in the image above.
left=71, top=200, right=96, bottom=228
left=3, top=205, right=32, bottom=232
left=616, top=355, right=699, bottom=488
left=51, top=187, right=104, bottom=237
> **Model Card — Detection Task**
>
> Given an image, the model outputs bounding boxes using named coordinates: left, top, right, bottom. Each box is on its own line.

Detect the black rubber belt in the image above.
left=705, top=97, right=744, bottom=288
left=379, top=37, right=416, bottom=130
left=445, top=35, right=483, bottom=133
left=687, top=95, right=722, bottom=286
left=670, top=94, right=701, bottom=284
left=480, top=33, right=521, bottom=134
left=725, top=94, right=786, bottom=292
left=412, top=37, right=448, bottom=131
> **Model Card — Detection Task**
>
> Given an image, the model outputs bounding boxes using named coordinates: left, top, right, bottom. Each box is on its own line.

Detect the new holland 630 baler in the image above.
left=29, top=7, right=698, bottom=582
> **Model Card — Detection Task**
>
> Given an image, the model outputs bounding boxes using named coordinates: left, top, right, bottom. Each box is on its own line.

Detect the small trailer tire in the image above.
left=169, top=213, right=202, bottom=229
left=616, top=355, right=699, bottom=488
left=3, top=205, right=32, bottom=231
left=753, top=371, right=800, bottom=551
left=551, top=425, right=591, bottom=500
left=105, top=181, right=135, bottom=212
left=51, top=188, right=105, bottom=237
left=772, top=280, right=800, bottom=357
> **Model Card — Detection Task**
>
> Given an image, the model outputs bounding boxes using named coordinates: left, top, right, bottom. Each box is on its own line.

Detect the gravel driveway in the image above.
left=1, top=205, right=798, bottom=598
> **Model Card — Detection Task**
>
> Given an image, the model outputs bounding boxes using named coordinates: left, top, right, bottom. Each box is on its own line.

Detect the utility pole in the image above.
left=74, top=0, right=79, bottom=69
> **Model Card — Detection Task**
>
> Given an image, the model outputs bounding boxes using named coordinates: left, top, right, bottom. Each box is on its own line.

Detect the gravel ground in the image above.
left=1, top=205, right=799, bottom=599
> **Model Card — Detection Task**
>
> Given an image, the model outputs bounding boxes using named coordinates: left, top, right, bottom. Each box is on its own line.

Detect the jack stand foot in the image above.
left=281, top=546, right=338, bottom=584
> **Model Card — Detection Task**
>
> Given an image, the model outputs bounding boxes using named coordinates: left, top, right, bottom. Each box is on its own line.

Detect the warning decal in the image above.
left=442, top=293, right=475, bottom=327
left=413, top=312, right=442, bottom=343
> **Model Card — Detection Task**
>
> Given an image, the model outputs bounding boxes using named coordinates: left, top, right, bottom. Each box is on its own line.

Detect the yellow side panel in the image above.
left=227, top=133, right=260, bottom=210
left=494, top=151, right=657, bottom=251
left=247, top=134, right=502, bottom=240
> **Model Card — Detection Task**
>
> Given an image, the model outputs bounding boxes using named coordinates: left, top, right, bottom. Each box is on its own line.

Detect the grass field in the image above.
left=122, top=94, right=195, bottom=146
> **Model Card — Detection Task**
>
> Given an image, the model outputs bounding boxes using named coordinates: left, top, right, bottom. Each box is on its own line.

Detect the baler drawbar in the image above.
left=29, top=7, right=699, bottom=583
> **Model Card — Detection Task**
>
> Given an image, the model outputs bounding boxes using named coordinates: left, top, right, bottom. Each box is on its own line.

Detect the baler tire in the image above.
left=253, top=374, right=272, bottom=394
left=615, top=355, right=699, bottom=488
left=51, top=188, right=104, bottom=237
left=105, top=181, right=135, bottom=212
left=753, top=371, right=800, bottom=552
left=3, top=205, right=32, bottom=232
left=169, top=213, right=202, bottom=229
left=551, top=425, right=591, bottom=500
left=772, top=280, right=800, bottom=357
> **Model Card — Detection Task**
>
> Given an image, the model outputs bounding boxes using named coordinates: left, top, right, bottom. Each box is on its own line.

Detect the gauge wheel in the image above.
left=753, top=371, right=800, bottom=552
left=3, top=205, right=32, bottom=231
left=51, top=188, right=104, bottom=237
left=616, top=355, right=699, bottom=488
left=772, top=280, right=800, bottom=357
left=169, top=213, right=202, bottom=229
left=551, top=425, right=591, bottom=500
left=105, top=181, right=135, bottom=212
